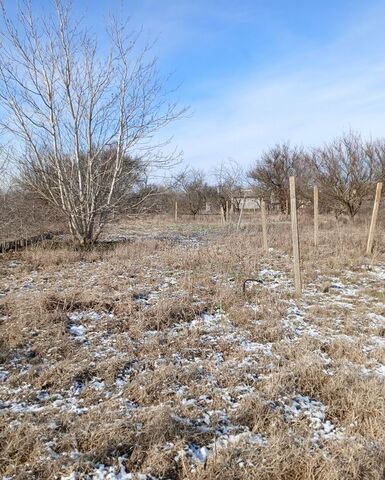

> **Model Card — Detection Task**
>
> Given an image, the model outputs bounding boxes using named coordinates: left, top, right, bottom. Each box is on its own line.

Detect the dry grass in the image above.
left=1, top=213, right=385, bottom=479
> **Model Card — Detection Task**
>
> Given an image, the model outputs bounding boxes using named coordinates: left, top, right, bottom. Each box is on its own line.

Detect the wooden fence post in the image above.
left=236, top=197, right=246, bottom=231
left=261, top=199, right=268, bottom=253
left=314, top=186, right=319, bottom=248
left=366, top=182, right=383, bottom=255
left=174, top=201, right=178, bottom=222
left=289, top=176, right=302, bottom=296
left=225, top=200, right=229, bottom=222
left=220, top=205, right=225, bottom=224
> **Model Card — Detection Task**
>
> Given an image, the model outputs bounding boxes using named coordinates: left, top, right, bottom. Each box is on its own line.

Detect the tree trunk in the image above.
left=68, top=216, right=95, bottom=248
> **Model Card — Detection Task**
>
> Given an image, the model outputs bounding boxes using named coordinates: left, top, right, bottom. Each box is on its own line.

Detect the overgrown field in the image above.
left=2, top=215, right=385, bottom=479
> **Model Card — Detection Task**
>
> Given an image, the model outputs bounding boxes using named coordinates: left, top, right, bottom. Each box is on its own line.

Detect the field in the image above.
left=2, top=214, right=385, bottom=479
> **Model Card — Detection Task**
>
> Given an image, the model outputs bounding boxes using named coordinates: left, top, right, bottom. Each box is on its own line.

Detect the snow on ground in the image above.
left=276, top=394, right=343, bottom=442
left=2, top=228, right=385, bottom=478
left=62, top=458, right=160, bottom=480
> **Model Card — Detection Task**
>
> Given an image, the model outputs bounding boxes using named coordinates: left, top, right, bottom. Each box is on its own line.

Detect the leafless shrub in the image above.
left=249, top=142, right=311, bottom=212
left=366, top=138, right=385, bottom=181
left=311, top=132, right=377, bottom=218
left=0, top=183, right=64, bottom=242
left=0, top=0, right=185, bottom=246
left=214, top=159, right=247, bottom=212
left=174, top=168, right=215, bottom=217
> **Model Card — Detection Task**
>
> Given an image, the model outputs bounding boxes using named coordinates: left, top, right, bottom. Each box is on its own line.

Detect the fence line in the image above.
left=0, top=231, right=60, bottom=254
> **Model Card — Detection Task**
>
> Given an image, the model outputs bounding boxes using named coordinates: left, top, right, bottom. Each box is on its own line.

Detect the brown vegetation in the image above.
left=1, top=213, right=385, bottom=479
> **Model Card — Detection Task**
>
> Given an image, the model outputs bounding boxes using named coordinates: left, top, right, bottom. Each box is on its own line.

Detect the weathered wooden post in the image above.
left=225, top=200, right=229, bottom=222
left=174, top=200, right=178, bottom=222
left=366, top=182, right=383, bottom=255
left=261, top=199, right=268, bottom=253
left=289, top=176, right=302, bottom=296
left=314, top=186, right=319, bottom=248
left=220, top=205, right=225, bottom=224
left=236, top=197, right=246, bottom=231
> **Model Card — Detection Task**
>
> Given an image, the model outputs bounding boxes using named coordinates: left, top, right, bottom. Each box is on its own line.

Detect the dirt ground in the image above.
left=2, top=214, right=385, bottom=479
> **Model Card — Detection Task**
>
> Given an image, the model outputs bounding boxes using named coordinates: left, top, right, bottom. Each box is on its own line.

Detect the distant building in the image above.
left=232, top=189, right=260, bottom=210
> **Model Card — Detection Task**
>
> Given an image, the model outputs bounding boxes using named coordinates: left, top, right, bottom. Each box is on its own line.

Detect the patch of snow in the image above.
left=70, top=380, right=85, bottom=396
left=181, top=431, right=266, bottom=466
left=367, top=312, right=385, bottom=325
left=90, top=379, right=106, bottom=390
left=52, top=397, right=88, bottom=415
left=241, top=340, right=273, bottom=355
left=278, top=395, right=343, bottom=442
left=329, top=282, right=358, bottom=296
left=375, top=365, right=385, bottom=377
left=92, top=460, right=130, bottom=479
left=68, top=311, right=109, bottom=322
left=184, top=443, right=209, bottom=463
left=212, top=431, right=266, bottom=449
left=369, top=266, right=385, bottom=281
left=283, top=302, right=324, bottom=338
left=259, top=268, right=283, bottom=278
left=258, top=268, right=290, bottom=289
left=62, top=457, right=159, bottom=479
left=0, top=401, right=45, bottom=413
left=36, top=390, right=49, bottom=401
left=69, top=324, right=86, bottom=337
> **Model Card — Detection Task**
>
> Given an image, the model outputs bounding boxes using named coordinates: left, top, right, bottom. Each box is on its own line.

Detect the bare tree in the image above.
left=214, top=159, right=246, bottom=212
left=311, top=133, right=376, bottom=218
left=126, top=183, right=173, bottom=215
left=0, top=0, right=185, bottom=245
left=0, top=143, right=11, bottom=189
left=248, top=143, right=310, bottom=212
left=366, top=139, right=385, bottom=182
left=174, top=169, right=213, bottom=218
left=0, top=156, right=7, bottom=179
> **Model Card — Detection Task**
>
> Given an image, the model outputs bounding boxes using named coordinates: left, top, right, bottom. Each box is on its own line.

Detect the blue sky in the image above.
left=18, top=1, right=385, bottom=172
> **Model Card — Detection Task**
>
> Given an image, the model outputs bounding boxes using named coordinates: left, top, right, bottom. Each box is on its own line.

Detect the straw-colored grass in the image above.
left=1, top=212, right=385, bottom=479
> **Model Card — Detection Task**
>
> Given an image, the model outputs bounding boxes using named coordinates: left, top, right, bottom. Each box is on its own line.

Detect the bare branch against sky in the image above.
left=0, top=0, right=186, bottom=245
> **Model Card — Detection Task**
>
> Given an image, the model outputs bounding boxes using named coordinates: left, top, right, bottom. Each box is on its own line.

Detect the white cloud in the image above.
left=155, top=2, right=385, bottom=172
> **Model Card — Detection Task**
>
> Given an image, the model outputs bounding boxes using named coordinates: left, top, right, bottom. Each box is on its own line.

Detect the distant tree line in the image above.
left=0, top=4, right=384, bottom=245
left=249, top=132, right=385, bottom=219
left=147, top=132, right=385, bottom=220
left=139, top=132, right=385, bottom=221
left=3, top=131, right=385, bottom=242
